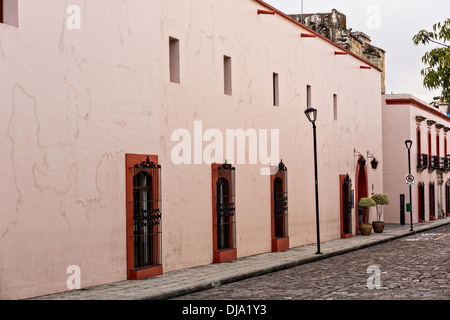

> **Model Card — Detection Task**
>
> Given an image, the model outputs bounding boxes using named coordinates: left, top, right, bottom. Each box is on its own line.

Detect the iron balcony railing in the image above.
left=417, top=153, right=428, bottom=169
left=431, top=156, right=440, bottom=170
left=440, top=157, right=450, bottom=170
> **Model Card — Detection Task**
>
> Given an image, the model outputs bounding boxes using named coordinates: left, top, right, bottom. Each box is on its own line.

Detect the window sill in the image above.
left=272, top=237, right=289, bottom=252
left=341, top=233, right=353, bottom=239
left=213, top=248, right=237, bottom=263
left=128, top=265, right=163, bottom=280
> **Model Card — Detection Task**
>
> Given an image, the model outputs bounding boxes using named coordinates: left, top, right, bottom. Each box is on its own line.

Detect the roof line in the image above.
left=385, top=98, right=450, bottom=123
left=253, top=0, right=382, bottom=72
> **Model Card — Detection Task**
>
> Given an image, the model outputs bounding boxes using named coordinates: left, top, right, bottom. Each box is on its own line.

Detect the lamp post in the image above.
left=305, top=107, right=322, bottom=254
left=405, top=140, right=414, bottom=231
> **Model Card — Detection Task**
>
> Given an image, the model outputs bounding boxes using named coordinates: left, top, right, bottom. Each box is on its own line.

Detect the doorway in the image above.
left=340, top=174, right=352, bottom=238
left=355, top=156, right=368, bottom=234
left=418, top=182, right=425, bottom=222
left=429, top=182, right=436, bottom=221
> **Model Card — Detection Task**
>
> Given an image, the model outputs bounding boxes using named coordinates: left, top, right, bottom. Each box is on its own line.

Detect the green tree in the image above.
left=412, top=19, right=450, bottom=103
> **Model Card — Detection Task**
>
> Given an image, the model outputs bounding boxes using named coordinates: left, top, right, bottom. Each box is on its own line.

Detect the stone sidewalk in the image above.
left=32, top=218, right=450, bottom=300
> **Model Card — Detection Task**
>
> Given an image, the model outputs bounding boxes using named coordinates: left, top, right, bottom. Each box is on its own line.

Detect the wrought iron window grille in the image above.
left=131, top=159, right=162, bottom=270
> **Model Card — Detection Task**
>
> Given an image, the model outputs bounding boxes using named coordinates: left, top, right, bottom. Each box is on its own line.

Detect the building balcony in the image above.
left=417, top=153, right=428, bottom=171
left=440, top=157, right=450, bottom=171
left=430, top=155, right=440, bottom=170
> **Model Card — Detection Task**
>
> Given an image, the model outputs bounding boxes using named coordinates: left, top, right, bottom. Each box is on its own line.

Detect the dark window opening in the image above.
left=273, top=73, right=279, bottom=106
left=333, top=94, right=338, bottom=121
left=418, top=182, right=425, bottom=222
left=307, top=85, right=311, bottom=108
left=429, top=182, right=435, bottom=220
left=224, top=56, right=232, bottom=95
left=216, top=177, right=235, bottom=250
left=169, top=37, right=180, bottom=83
left=0, top=0, right=19, bottom=27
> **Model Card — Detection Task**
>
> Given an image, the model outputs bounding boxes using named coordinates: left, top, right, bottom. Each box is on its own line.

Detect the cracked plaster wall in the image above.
left=1, top=0, right=383, bottom=299
left=1, top=0, right=161, bottom=299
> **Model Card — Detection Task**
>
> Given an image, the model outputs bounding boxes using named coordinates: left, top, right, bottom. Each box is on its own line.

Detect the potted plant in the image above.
left=359, top=197, right=376, bottom=235
left=371, top=194, right=390, bottom=233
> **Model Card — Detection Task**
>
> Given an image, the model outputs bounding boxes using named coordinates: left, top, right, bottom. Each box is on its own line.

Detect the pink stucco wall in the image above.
left=0, top=0, right=383, bottom=299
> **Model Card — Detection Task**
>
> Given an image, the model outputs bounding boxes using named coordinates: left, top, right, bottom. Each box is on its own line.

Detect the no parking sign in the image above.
left=405, top=174, right=415, bottom=185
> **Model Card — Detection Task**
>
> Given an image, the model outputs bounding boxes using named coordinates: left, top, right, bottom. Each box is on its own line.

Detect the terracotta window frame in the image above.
left=125, top=154, right=163, bottom=280
left=428, top=130, right=432, bottom=167
left=417, top=127, right=425, bottom=168
left=211, top=162, right=237, bottom=263
left=445, top=136, right=448, bottom=158
left=436, top=132, right=440, bottom=167
left=271, top=161, right=289, bottom=251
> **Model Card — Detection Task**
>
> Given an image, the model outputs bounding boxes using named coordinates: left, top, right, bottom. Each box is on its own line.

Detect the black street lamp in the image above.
left=405, top=140, right=414, bottom=232
left=305, top=107, right=322, bottom=255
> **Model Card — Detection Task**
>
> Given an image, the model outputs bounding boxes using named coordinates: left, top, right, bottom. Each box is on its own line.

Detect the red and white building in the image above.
left=383, top=94, right=450, bottom=224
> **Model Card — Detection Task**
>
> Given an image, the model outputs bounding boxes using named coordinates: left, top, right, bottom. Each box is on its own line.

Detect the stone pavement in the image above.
left=32, top=217, right=450, bottom=300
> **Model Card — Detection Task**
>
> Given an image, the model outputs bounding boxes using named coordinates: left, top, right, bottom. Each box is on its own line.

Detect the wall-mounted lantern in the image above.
left=367, top=151, right=379, bottom=171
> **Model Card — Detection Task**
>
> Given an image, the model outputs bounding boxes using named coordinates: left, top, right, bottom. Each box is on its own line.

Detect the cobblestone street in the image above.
left=175, top=224, right=450, bottom=300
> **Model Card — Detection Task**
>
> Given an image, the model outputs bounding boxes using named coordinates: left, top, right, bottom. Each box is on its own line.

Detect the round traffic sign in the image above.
left=406, top=174, right=415, bottom=185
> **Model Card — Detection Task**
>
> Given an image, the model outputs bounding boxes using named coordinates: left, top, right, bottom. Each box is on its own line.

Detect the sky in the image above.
left=263, top=0, right=450, bottom=104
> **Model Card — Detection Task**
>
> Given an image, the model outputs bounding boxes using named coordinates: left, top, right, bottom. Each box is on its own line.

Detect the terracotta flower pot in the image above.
left=372, top=221, right=385, bottom=233
left=360, top=223, right=372, bottom=236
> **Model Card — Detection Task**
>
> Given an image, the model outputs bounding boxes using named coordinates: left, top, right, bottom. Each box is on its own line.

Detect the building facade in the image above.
left=382, top=94, right=450, bottom=225
left=1, top=0, right=383, bottom=299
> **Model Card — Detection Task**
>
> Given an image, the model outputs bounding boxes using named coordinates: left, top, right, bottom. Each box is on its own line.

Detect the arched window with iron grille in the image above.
left=126, top=154, right=162, bottom=280
left=212, top=162, right=236, bottom=263
left=271, top=160, right=289, bottom=252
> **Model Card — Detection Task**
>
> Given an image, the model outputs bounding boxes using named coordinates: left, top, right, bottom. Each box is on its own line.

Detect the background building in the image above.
left=382, top=94, right=450, bottom=225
